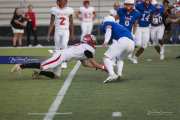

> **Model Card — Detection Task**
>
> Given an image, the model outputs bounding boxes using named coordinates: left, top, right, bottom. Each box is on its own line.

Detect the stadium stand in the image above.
left=0, top=0, right=116, bottom=46
left=0, top=0, right=115, bottom=26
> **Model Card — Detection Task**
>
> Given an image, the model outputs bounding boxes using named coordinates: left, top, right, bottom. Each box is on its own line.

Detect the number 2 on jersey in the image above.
left=60, top=17, right=66, bottom=25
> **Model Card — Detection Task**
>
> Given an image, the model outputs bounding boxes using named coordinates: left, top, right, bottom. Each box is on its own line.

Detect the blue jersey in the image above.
left=136, top=2, right=156, bottom=27
left=151, top=4, right=164, bottom=26
left=100, top=22, right=133, bottom=41
left=117, top=8, right=141, bottom=32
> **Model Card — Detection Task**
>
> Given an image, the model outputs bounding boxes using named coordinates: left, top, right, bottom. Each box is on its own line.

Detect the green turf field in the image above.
left=0, top=46, right=180, bottom=120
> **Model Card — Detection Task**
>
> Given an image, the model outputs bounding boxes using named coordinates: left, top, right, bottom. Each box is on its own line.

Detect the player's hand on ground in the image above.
left=97, top=64, right=108, bottom=73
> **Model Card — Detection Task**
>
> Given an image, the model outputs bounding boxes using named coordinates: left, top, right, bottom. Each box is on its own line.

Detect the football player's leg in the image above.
left=151, top=27, right=160, bottom=54
left=54, top=32, right=61, bottom=51
left=11, top=63, right=41, bottom=73
left=158, top=25, right=165, bottom=60
left=41, top=52, right=62, bottom=70
left=116, top=38, right=135, bottom=77
left=133, top=28, right=143, bottom=63
left=103, top=43, right=119, bottom=83
left=104, top=57, right=116, bottom=77
left=33, top=66, right=61, bottom=79
left=61, top=30, right=70, bottom=69
left=87, top=22, right=93, bottom=34
left=61, top=30, right=69, bottom=49
left=53, top=66, right=62, bottom=77
left=37, top=71, right=56, bottom=79
left=142, top=27, right=150, bottom=49
left=81, top=22, right=86, bottom=41
left=116, top=60, right=124, bottom=77
left=135, top=28, right=150, bottom=58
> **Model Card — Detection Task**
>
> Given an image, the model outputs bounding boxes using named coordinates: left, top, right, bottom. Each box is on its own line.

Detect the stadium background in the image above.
left=0, top=0, right=178, bottom=46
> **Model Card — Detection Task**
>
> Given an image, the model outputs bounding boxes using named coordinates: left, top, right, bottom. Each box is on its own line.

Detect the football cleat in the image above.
left=11, top=64, right=22, bottom=73
left=103, top=74, right=118, bottom=84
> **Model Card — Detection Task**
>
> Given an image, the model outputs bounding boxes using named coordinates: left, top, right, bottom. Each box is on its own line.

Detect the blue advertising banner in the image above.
left=0, top=56, right=42, bottom=64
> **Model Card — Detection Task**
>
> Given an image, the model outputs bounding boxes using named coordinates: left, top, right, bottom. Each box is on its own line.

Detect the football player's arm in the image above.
left=76, top=11, right=81, bottom=20
left=81, top=59, right=105, bottom=71
left=92, top=11, right=96, bottom=20
left=81, top=50, right=106, bottom=70
left=69, top=14, right=74, bottom=40
left=115, top=8, right=120, bottom=21
left=47, top=14, right=55, bottom=41
left=103, top=25, right=112, bottom=47
left=132, top=21, right=138, bottom=34
left=115, top=14, right=119, bottom=21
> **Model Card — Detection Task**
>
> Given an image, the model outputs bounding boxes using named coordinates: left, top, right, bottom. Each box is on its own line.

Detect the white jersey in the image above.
left=62, top=43, right=95, bottom=61
left=50, top=6, right=74, bottom=31
left=41, top=43, right=95, bottom=70
left=79, top=6, right=95, bottom=22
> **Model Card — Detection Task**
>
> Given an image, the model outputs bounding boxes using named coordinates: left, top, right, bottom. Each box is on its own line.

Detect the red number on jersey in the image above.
left=84, top=13, right=91, bottom=19
left=60, top=17, right=66, bottom=25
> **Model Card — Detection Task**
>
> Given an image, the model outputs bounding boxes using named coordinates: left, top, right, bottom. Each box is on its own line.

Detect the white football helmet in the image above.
left=124, top=0, right=135, bottom=4
left=151, top=0, right=158, bottom=5
left=103, top=15, right=116, bottom=23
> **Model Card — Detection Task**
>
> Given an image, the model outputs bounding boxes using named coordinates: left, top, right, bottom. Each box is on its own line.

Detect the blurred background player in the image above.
left=131, top=0, right=156, bottom=64
left=10, top=7, right=26, bottom=47
left=109, top=1, right=121, bottom=18
left=116, top=0, right=141, bottom=61
left=150, top=0, right=165, bottom=60
left=11, top=34, right=106, bottom=79
left=116, top=0, right=140, bottom=33
left=101, top=16, right=135, bottom=83
left=25, top=4, right=40, bottom=47
left=76, top=0, right=96, bottom=41
left=47, top=0, right=74, bottom=69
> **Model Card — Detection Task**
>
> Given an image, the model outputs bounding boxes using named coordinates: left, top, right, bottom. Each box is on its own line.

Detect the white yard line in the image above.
left=28, top=112, right=72, bottom=116
left=43, top=61, right=81, bottom=120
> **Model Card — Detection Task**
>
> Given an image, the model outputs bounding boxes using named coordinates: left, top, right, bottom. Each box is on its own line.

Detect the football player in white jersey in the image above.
left=76, top=0, right=96, bottom=41
left=11, top=34, right=107, bottom=79
left=47, top=0, right=74, bottom=69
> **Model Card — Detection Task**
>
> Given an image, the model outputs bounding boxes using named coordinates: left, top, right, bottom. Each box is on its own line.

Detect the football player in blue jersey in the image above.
left=100, top=16, right=135, bottom=83
left=117, top=0, right=141, bottom=33
left=116, top=0, right=141, bottom=61
left=131, top=0, right=156, bottom=64
left=150, top=0, right=165, bottom=60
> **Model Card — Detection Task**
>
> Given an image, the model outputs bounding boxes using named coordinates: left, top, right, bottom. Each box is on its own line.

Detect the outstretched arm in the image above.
left=81, top=59, right=106, bottom=71
left=69, top=14, right=74, bottom=40
left=47, top=14, right=55, bottom=41
left=103, top=25, right=112, bottom=47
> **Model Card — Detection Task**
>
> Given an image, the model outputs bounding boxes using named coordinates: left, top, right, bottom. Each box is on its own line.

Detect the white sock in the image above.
left=104, top=57, right=116, bottom=76
left=160, top=45, right=164, bottom=55
left=116, top=60, right=124, bottom=77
